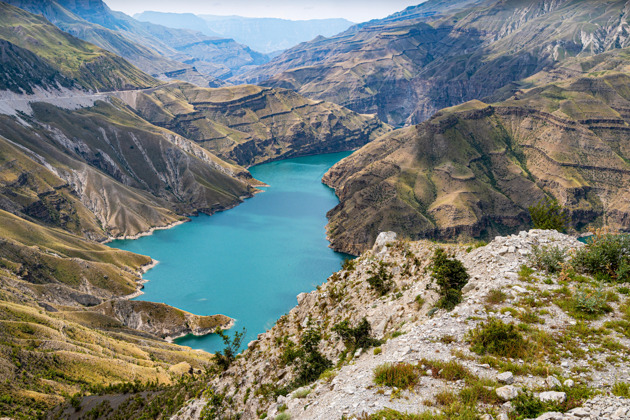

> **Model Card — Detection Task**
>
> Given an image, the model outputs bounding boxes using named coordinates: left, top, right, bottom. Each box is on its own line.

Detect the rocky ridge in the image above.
left=174, top=230, right=630, bottom=419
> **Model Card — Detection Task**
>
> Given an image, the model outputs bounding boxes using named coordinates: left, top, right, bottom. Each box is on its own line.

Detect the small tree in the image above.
left=430, top=248, right=469, bottom=311
left=528, top=197, right=569, bottom=231
left=214, top=327, right=245, bottom=371
left=332, top=317, right=380, bottom=351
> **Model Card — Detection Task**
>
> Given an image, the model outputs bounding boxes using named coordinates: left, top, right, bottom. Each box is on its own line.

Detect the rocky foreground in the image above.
left=175, top=230, right=630, bottom=419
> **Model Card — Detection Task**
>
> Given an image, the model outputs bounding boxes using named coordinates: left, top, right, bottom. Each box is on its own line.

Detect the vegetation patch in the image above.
left=572, top=231, right=630, bottom=283
left=367, top=261, right=393, bottom=296
left=468, top=318, right=528, bottom=359
left=429, top=249, right=469, bottom=311
left=530, top=245, right=566, bottom=274
left=332, top=317, right=381, bottom=352
left=528, top=197, right=569, bottom=231
left=373, top=363, right=418, bottom=389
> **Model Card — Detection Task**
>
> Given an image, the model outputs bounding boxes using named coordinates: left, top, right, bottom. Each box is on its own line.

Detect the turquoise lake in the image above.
left=108, top=152, right=351, bottom=353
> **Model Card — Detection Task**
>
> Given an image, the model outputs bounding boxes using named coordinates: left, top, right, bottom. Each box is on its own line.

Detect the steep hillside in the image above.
left=0, top=1, right=157, bottom=92
left=322, top=72, right=630, bottom=254
left=119, top=82, right=391, bottom=167
left=172, top=230, right=630, bottom=419
left=236, top=0, right=630, bottom=127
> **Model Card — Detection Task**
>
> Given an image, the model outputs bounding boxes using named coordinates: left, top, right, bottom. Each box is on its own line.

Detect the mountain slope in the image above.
left=0, top=1, right=157, bottom=92
left=3, top=0, right=265, bottom=84
left=119, top=82, right=391, bottom=167
left=322, top=71, right=630, bottom=254
left=236, top=0, right=630, bottom=127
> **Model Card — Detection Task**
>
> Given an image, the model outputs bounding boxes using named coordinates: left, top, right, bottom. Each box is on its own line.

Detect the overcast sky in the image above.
left=104, top=0, right=425, bottom=22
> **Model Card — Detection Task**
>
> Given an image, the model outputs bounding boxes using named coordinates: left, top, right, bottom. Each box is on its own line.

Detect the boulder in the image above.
left=539, top=391, right=566, bottom=404
left=496, top=385, right=519, bottom=401
left=497, top=371, right=514, bottom=384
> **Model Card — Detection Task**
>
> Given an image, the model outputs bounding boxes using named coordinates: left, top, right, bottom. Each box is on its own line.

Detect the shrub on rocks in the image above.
left=429, top=248, right=469, bottom=311
left=332, top=317, right=380, bottom=352
left=528, top=197, right=569, bottom=231
left=468, top=318, right=527, bottom=359
left=366, top=261, right=393, bottom=296
left=571, top=231, right=630, bottom=283
left=530, top=245, right=566, bottom=274
left=373, top=363, right=418, bottom=389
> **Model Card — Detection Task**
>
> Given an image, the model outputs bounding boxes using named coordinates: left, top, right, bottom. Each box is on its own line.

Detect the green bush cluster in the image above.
left=572, top=233, right=630, bottom=283
left=293, top=329, right=332, bottom=387
left=430, top=248, right=469, bottom=311
left=528, top=197, right=569, bottom=231
left=367, top=261, right=393, bottom=296
left=332, top=317, right=380, bottom=351
left=530, top=245, right=566, bottom=274
left=468, top=318, right=527, bottom=358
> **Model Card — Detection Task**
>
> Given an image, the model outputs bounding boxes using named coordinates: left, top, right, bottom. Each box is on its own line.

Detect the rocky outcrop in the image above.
left=322, top=72, right=630, bottom=255
left=94, top=300, right=233, bottom=340
left=174, top=230, right=630, bottom=419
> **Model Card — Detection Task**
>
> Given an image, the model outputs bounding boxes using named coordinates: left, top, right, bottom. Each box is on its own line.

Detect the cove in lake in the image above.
left=108, top=152, right=352, bottom=353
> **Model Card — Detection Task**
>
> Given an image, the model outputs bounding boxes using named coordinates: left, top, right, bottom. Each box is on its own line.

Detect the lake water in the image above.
left=108, top=152, right=352, bottom=353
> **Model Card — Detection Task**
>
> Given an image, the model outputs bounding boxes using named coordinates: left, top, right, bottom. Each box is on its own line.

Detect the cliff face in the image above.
left=236, top=0, right=630, bottom=127
left=323, top=73, right=630, bottom=255
left=122, top=82, right=391, bottom=167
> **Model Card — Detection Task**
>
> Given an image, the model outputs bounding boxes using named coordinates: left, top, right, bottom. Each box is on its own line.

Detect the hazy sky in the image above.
left=104, top=0, right=425, bottom=22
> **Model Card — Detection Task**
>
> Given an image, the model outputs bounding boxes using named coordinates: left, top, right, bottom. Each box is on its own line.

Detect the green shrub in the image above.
left=341, top=258, right=356, bottom=272
left=572, top=233, right=630, bottom=283
left=612, top=382, right=630, bottom=397
left=518, top=265, right=536, bottom=282
left=530, top=245, right=566, bottom=274
left=214, top=327, right=245, bottom=371
left=572, top=285, right=611, bottom=317
left=373, top=363, right=418, bottom=389
left=468, top=318, right=527, bottom=358
left=294, top=329, right=332, bottom=386
left=367, top=261, right=393, bottom=296
left=332, top=317, right=380, bottom=351
left=529, top=197, right=569, bottom=231
left=485, top=288, right=508, bottom=305
left=430, top=248, right=469, bottom=311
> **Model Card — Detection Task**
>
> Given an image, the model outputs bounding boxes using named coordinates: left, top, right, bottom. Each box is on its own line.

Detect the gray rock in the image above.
left=563, top=379, right=574, bottom=388
left=539, top=391, right=566, bottom=404
left=496, top=385, right=519, bottom=401
left=497, top=414, right=509, bottom=420
left=497, top=371, right=514, bottom=384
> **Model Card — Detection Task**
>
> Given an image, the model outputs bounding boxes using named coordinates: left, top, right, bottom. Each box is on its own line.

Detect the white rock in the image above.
left=373, top=232, right=397, bottom=254
left=569, top=407, right=589, bottom=417
left=535, top=413, right=563, bottom=420
left=497, top=371, right=514, bottom=384
left=496, top=385, right=519, bottom=401
left=497, top=414, right=509, bottom=420
left=545, top=376, right=562, bottom=389
left=563, top=379, right=574, bottom=388
left=539, top=391, right=566, bottom=404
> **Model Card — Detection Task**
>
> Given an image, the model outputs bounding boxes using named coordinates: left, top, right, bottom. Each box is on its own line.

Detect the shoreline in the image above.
left=101, top=219, right=188, bottom=244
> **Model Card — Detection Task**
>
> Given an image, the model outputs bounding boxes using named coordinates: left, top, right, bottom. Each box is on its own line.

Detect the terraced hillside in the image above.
left=120, top=82, right=391, bottom=167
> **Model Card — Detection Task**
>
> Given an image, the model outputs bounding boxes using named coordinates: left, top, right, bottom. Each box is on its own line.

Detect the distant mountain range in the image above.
left=4, top=0, right=270, bottom=84
left=135, top=11, right=354, bottom=54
